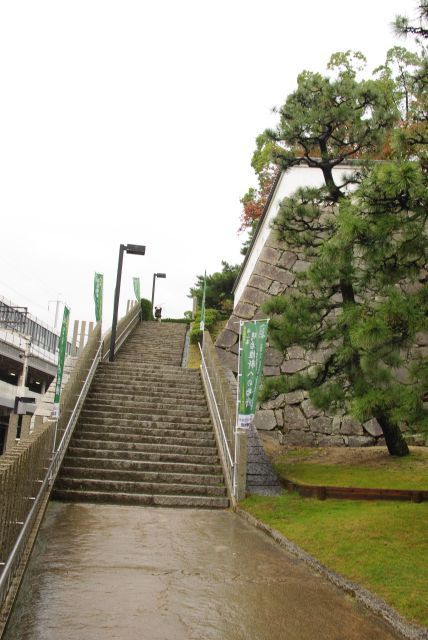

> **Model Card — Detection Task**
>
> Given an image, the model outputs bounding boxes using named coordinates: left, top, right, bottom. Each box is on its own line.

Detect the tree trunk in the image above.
left=376, top=413, right=410, bottom=456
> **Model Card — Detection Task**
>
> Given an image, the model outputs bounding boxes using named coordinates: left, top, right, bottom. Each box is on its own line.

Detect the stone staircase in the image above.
left=53, top=322, right=229, bottom=508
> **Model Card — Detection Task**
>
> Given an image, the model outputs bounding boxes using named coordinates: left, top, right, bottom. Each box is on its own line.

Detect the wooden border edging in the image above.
left=235, top=508, right=428, bottom=640
left=281, top=479, right=428, bottom=503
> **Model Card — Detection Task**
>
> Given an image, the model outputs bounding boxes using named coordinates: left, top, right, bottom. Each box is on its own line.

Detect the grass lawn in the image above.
left=264, top=442, right=428, bottom=491
left=242, top=444, right=428, bottom=628
left=241, top=492, right=428, bottom=627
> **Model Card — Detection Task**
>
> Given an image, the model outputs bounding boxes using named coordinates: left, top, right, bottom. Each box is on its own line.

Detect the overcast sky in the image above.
left=0, top=0, right=415, bottom=333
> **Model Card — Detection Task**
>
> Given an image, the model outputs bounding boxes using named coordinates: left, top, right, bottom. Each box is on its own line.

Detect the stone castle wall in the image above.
left=215, top=230, right=428, bottom=447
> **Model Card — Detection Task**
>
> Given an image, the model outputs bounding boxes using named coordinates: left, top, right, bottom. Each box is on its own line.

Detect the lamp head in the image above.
left=126, top=244, right=146, bottom=256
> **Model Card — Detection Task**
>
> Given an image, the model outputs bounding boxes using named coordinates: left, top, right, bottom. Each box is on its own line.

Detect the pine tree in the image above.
left=261, top=50, right=428, bottom=456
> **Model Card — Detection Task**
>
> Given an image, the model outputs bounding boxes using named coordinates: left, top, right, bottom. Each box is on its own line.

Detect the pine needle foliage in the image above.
left=260, top=45, right=428, bottom=457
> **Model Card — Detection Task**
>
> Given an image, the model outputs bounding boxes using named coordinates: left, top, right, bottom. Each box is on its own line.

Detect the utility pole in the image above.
left=48, top=296, right=65, bottom=329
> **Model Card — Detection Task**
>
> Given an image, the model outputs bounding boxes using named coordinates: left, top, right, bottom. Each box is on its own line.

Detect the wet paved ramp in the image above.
left=5, top=503, right=400, bottom=640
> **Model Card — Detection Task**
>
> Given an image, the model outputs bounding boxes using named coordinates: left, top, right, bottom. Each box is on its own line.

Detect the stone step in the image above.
left=74, top=420, right=213, bottom=435
left=52, top=489, right=229, bottom=509
left=59, top=465, right=223, bottom=485
left=62, top=454, right=222, bottom=475
left=98, top=362, right=198, bottom=375
left=90, top=382, right=203, bottom=396
left=76, top=414, right=212, bottom=427
left=66, top=445, right=219, bottom=466
left=95, top=368, right=200, bottom=381
left=54, top=321, right=228, bottom=510
left=117, top=349, right=183, bottom=355
left=86, top=391, right=207, bottom=406
left=93, top=374, right=202, bottom=388
left=81, top=402, right=209, bottom=419
left=71, top=430, right=215, bottom=448
left=55, top=477, right=227, bottom=497
left=70, top=438, right=217, bottom=456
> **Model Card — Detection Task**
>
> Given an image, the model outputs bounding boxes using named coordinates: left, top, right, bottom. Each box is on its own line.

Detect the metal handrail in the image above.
left=198, top=342, right=235, bottom=499
left=0, top=342, right=102, bottom=612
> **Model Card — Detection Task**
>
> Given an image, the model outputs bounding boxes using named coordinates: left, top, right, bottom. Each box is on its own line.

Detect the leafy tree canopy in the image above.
left=190, top=261, right=240, bottom=314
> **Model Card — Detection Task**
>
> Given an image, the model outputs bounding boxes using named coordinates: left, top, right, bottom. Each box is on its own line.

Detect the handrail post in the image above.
left=235, top=430, right=248, bottom=501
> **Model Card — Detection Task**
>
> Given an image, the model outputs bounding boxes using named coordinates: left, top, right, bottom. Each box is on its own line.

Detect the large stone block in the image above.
left=306, top=348, right=332, bottom=364
left=281, top=359, right=309, bottom=374
left=340, top=416, right=364, bottom=436
left=332, top=416, right=342, bottom=434
left=286, top=430, right=315, bottom=446
left=264, top=346, right=283, bottom=366
left=261, top=394, right=286, bottom=410
left=234, top=301, right=257, bottom=320
left=259, top=245, right=282, bottom=265
left=363, top=418, right=383, bottom=437
left=275, top=409, right=284, bottom=426
left=225, top=315, right=241, bottom=332
left=249, top=274, right=272, bottom=292
left=278, top=251, right=298, bottom=270
left=287, top=346, right=306, bottom=360
left=346, top=435, right=375, bottom=447
left=265, top=231, right=285, bottom=250
left=283, top=405, right=308, bottom=430
left=241, top=286, right=271, bottom=308
left=308, top=416, right=332, bottom=434
left=215, top=347, right=238, bottom=373
left=215, top=328, right=238, bottom=349
left=283, top=390, right=305, bottom=405
left=269, top=281, right=287, bottom=296
left=254, top=410, right=277, bottom=431
left=317, top=435, right=344, bottom=447
left=263, top=365, right=281, bottom=377
left=301, top=399, right=323, bottom=419
left=254, top=261, right=295, bottom=286
left=292, top=260, right=311, bottom=273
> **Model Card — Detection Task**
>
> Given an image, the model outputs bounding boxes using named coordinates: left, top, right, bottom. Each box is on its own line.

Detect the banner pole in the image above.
left=233, top=320, right=243, bottom=497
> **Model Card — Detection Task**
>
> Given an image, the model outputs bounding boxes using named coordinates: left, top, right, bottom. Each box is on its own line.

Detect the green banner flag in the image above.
left=199, top=271, right=206, bottom=331
left=94, top=272, right=103, bottom=322
left=133, top=277, right=141, bottom=302
left=237, top=319, right=269, bottom=429
left=51, top=306, right=70, bottom=420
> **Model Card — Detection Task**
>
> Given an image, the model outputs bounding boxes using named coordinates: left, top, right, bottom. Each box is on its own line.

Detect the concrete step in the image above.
left=74, top=420, right=213, bottom=435
left=52, top=489, right=229, bottom=509
left=90, top=382, right=203, bottom=396
left=62, top=454, right=222, bottom=475
left=66, top=445, right=219, bottom=466
left=74, top=421, right=214, bottom=436
left=86, top=391, right=207, bottom=406
left=95, top=369, right=201, bottom=383
left=70, top=438, right=218, bottom=456
left=93, top=374, right=203, bottom=389
left=81, top=402, right=209, bottom=419
left=55, top=477, right=227, bottom=497
left=76, top=414, right=212, bottom=428
left=59, top=465, right=223, bottom=485
left=71, top=430, right=215, bottom=448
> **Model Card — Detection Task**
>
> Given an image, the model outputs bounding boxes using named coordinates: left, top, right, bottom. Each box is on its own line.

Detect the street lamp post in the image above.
left=109, top=243, right=146, bottom=362
left=151, top=273, right=166, bottom=314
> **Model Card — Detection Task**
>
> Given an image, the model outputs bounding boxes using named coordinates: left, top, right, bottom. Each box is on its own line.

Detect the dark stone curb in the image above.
left=235, top=508, right=428, bottom=640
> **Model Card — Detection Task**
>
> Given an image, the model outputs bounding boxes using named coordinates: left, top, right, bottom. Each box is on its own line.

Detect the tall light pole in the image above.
left=109, top=243, right=146, bottom=362
left=151, top=273, right=166, bottom=313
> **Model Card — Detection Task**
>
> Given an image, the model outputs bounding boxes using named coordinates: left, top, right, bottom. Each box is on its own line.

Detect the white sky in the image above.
left=0, top=0, right=415, bottom=333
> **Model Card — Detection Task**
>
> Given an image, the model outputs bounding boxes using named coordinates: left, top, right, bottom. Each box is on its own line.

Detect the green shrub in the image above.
left=140, top=298, right=153, bottom=321
left=190, top=308, right=220, bottom=343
